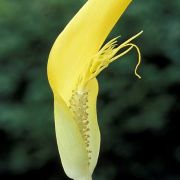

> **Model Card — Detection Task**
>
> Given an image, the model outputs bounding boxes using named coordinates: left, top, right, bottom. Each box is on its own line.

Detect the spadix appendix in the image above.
left=47, top=0, right=143, bottom=180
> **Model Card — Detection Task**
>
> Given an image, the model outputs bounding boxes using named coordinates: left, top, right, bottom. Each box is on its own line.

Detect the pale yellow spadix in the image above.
left=47, top=0, right=142, bottom=180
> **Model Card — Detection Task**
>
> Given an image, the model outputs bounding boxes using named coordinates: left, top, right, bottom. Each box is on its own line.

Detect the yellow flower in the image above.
left=47, top=0, right=142, bottom=180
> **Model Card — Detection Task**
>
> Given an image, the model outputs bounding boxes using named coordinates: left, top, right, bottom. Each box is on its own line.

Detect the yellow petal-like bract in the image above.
left=47, top=0, right=142, bottom=180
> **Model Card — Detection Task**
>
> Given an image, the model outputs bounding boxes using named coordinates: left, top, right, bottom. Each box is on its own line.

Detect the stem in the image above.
left=74, top=175, right=92, bottom=180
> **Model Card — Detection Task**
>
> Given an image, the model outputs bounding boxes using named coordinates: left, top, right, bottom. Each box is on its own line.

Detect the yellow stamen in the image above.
left=78, top=31, right=143, bottom=88
left=123, top=43, right=142, bottom=79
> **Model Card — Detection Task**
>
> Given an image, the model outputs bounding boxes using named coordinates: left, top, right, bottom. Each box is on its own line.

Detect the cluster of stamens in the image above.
left=69, top=89, right=92, bottom=164
left=79, top=31, right=143, bottom=88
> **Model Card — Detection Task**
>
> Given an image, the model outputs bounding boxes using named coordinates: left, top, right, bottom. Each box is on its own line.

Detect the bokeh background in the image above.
left=0, top=0, right=180, bottom=179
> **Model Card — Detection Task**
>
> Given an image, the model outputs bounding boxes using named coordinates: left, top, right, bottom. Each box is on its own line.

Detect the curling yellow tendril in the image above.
left=78, top=31, right=143, bottom=89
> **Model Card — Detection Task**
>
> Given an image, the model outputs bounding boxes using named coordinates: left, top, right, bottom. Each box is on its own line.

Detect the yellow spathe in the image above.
left=47, top=0, right=142, bottom=180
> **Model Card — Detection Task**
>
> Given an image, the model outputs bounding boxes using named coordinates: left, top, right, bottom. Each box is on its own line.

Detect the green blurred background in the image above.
left=0, top=0, right=180, bottom=179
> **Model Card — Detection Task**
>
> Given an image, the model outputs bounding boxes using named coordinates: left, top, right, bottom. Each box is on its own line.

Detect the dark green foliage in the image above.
left=0, top=0, right=180, bottom=179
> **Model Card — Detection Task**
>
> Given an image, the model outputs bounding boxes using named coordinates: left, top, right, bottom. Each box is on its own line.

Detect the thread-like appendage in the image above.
left=69, top=89, right=92, bottom=165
